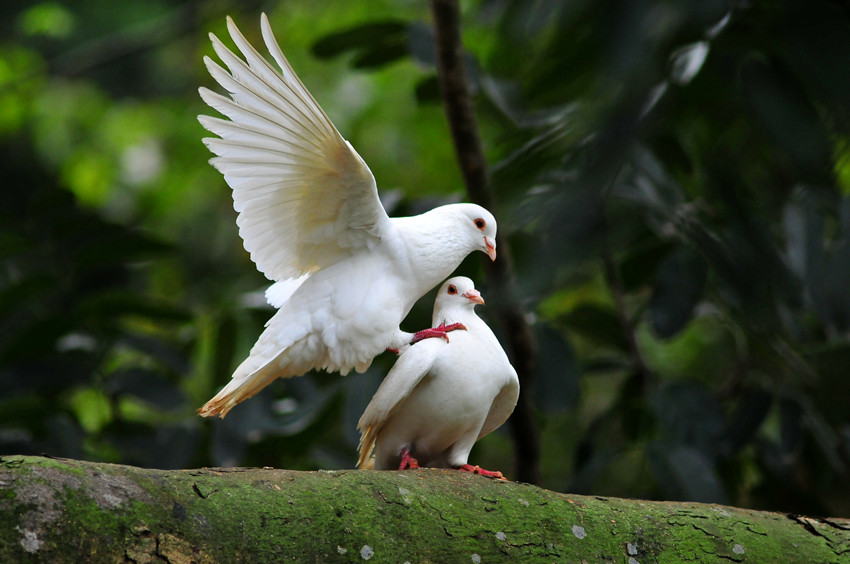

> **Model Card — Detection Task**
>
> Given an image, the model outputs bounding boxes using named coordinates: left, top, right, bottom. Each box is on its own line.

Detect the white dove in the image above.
left=357, top=277, right=519, bottom=479
left=196, top=15, right=497, bottom=418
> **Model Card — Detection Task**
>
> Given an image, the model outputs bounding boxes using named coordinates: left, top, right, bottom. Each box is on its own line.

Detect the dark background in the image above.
left=2, top=0, right=849, bottom=518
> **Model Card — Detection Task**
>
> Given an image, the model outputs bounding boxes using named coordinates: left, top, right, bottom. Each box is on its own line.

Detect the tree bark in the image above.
left=430, top=0, right=541, bottom=486
left=2, top=456, right=849, bottom=563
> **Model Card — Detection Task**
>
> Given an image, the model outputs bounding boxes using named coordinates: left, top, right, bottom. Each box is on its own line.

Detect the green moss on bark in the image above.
left=1, top=455, right=848, bottom=562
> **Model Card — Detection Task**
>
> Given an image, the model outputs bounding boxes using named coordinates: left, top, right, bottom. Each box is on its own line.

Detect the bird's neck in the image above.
left=433, top=308, right=477, bottom=328
left=391, top=214, right=475, bottom=298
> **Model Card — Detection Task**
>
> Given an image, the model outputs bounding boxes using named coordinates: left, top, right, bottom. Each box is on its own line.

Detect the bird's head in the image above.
left=436, top=276, right=485, bottom=312
left=450, top=204, right=497, bottom=262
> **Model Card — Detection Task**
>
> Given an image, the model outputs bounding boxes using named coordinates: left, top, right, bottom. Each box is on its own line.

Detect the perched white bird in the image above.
left=357, top=277, right=519, bottom=479
left=197, top=15, right=497, bottom=418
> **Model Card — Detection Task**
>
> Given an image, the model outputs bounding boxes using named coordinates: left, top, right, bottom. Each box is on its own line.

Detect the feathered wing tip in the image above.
left=197, top=355, right=283, bottom=418
left=257, top=13, right=340, bottom=138
left=220, top=13, right=338, bottom=141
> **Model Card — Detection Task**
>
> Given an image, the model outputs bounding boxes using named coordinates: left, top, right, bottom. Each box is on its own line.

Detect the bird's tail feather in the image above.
left=197, top=354, right=284, bottom=418
left=356, top=424, right=378, bottom=469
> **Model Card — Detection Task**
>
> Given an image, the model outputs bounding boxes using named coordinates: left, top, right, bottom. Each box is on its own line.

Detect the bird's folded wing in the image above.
left=477, top=367, right=520, bottom=440
left=357, top=340, right=444, bottom=431
left=356, top=340, right=443, bottom=468
left=199, top=14, right=391, bottom=282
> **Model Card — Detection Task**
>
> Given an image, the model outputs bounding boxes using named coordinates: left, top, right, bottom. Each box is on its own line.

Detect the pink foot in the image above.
left=458, top=464, right=507, bottom=481
left=399, top=447, right=420, bottom=470
left=411, top=322, right=467, bottom=345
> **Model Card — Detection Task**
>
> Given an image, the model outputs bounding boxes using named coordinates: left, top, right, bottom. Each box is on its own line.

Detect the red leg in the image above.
left=398, top=447, right=420, bottom=470
left=458, top=464, right=507, bottom=481
left=410, top=323, right=467, bottom=345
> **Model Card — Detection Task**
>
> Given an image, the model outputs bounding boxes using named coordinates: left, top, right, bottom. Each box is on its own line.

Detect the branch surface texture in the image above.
left=3, top=456, right=849, bottom=562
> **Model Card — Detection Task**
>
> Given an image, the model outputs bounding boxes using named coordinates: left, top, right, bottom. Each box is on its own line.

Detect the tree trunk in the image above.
left=1, top=456, right=848, bottom=563
left=430, top=0, right=541, bottom=486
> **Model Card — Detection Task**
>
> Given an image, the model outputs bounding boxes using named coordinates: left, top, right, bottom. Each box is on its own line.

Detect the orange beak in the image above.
left=463, top=289, right=485, bottom=305
left=484, top=237, right=496, bottom=262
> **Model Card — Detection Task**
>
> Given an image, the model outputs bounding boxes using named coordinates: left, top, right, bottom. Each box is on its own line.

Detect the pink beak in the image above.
left=484, top=237, right=496, bottom=262
left=463, top=289, right=485, bottom=305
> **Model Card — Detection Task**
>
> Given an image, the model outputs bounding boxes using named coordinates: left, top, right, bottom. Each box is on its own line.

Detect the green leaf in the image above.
left=741, top=59, right=832, bottom=182
left=105, top=368, right=187, bottom=410
left=718, top=390, right=772, bottom=456
left=77, top=290, right=189, bottom=324
left=414, top=75, right=440, bottom=104
left=311, top=21, right=408, bottom=59
left=74, top=229, right=172, bottom=271
left=118, top=334, right=189, bottom=374
left=18, top=3, right=76, bottom=39
left=647, top=441, right=728, bottom=504
left=650, top=382, right=724, bottom=458
left=533, top=323, right=578, bottom=413
left=558, top=304, right=628, bottom=352
left=0, top=314, right=75, bottom=364
left=619, top=237, right=675, bottom=292
left=351, top=41, right=408, bottom=69
left=0, top=275, right=56, bottom=318
left=650, top=247, right=707, bottom=339
left=68, top=387, right=112, bottom=433
left=807, top=343, right=850, bottom=422
left=779, top=397, right=803, bottom=457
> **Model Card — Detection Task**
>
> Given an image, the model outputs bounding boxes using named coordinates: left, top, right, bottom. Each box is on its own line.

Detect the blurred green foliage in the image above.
left=2, top=0, right=849, bottom=518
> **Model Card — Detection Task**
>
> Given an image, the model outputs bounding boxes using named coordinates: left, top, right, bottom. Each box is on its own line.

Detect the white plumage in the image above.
left=358, top=277, right=519, bottom=478
left=197, top=15, right=497, bottom=418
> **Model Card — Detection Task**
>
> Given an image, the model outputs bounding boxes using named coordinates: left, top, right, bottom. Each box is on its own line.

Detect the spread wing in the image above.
left=356, top=340, right=444, bottom=468
left=198, top=14, right=392, bottom=283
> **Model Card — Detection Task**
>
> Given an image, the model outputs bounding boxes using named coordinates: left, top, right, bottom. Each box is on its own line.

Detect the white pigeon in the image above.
left=357, top=277, right=519, bottom=479
left=196, top=15, right=497, bottom=418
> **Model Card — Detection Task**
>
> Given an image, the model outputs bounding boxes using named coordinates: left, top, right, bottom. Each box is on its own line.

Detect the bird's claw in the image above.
left=399, top=447, right=420, bottom=470
left=459, top=464, right=507, bottom=481
left=411, top=328, right=450, bottom=344
left=410, top=322, right=467, bottom=345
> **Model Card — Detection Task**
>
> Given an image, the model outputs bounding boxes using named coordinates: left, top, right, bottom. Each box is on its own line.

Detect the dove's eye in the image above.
left=447, top=285, right=457, bottom=294
left=474, top=218, right=486, bottom=230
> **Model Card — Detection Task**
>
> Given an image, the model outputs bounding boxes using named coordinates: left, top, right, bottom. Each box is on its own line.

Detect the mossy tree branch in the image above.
left=2, top=456, right=849, bottom=562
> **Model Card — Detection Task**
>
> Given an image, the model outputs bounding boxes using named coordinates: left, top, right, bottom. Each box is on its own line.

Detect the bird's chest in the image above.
left=421, top=341, right=506, bottom=419
left=399, top=378, right=489, bottom=445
